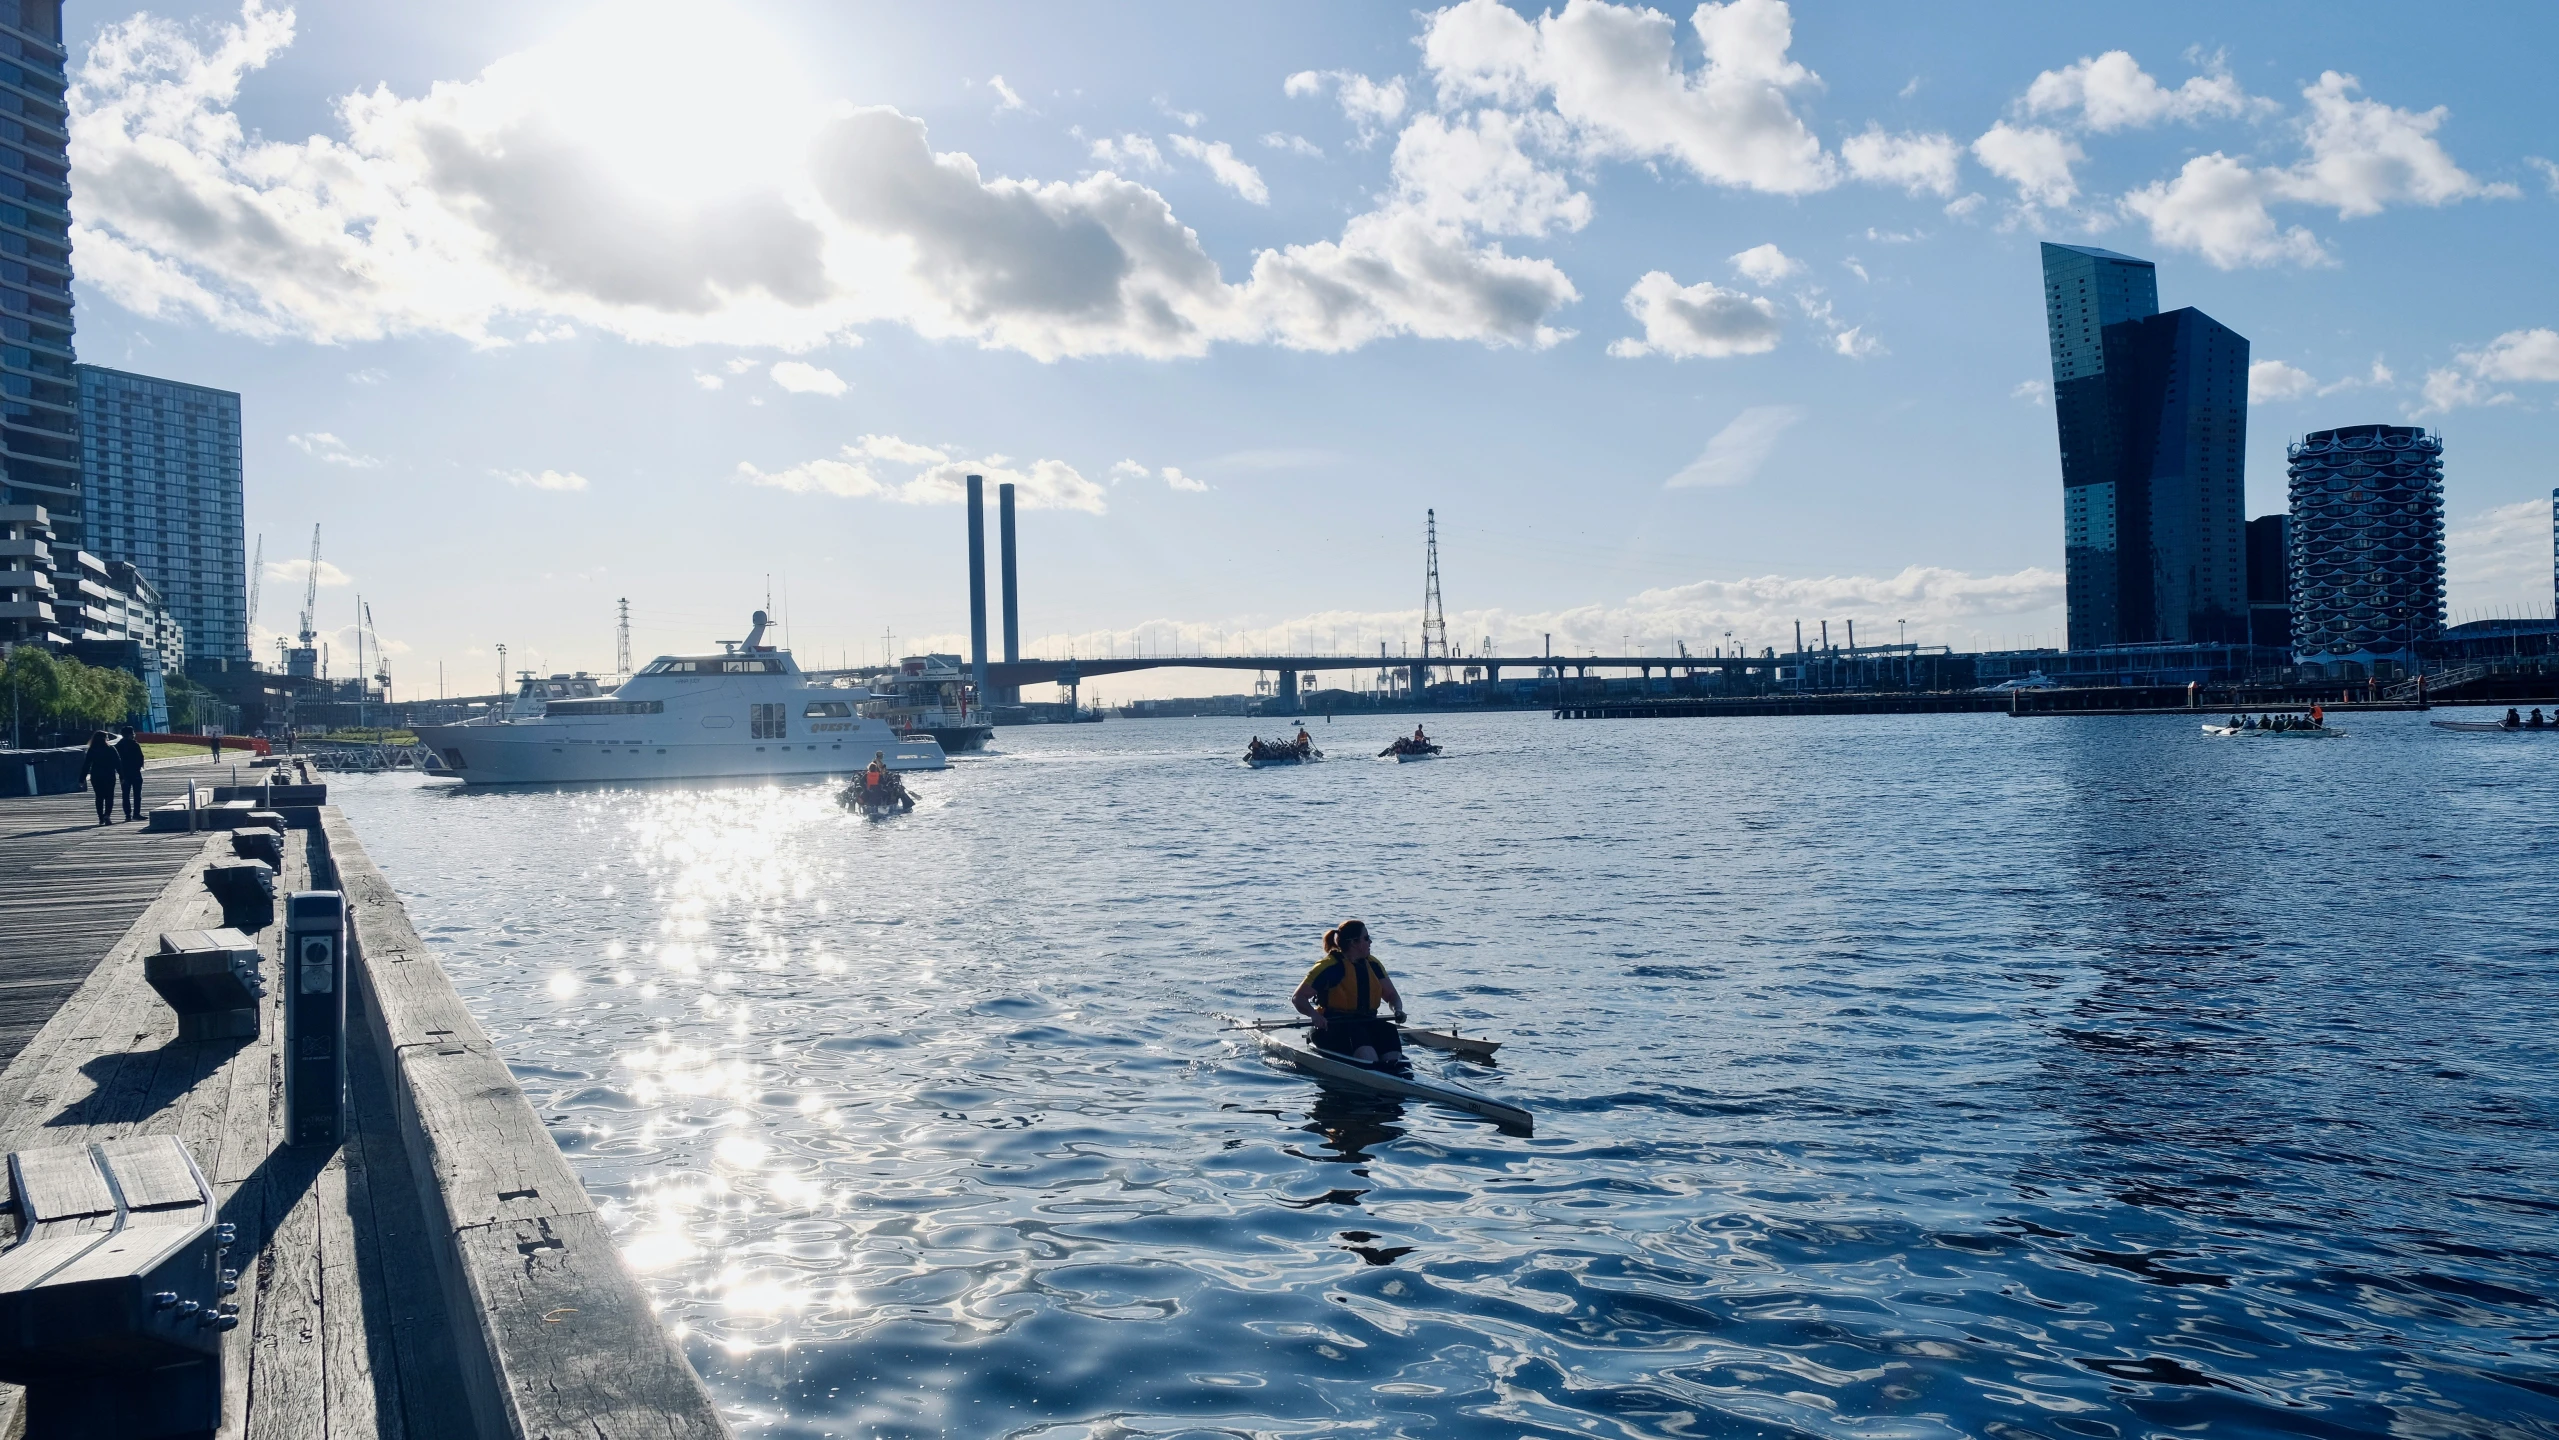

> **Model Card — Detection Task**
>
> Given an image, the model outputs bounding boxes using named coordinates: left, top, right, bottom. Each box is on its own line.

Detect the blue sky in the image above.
left=62, top=0, right=2559, bottom=698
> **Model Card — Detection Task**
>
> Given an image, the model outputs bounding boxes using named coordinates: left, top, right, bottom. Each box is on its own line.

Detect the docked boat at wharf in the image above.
left=2433, top=709, right=2558, bottom=733
left=417, top=610, right=948, bottom=786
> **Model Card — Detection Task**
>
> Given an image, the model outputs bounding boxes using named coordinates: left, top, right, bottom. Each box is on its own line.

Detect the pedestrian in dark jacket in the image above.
left=115, top=727, right=146, bottom=821
left=81, top=731, right=118, bottom=825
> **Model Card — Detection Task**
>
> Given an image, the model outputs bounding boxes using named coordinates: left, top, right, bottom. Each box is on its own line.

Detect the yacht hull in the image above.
left=416, top=722, right=946, bottom=786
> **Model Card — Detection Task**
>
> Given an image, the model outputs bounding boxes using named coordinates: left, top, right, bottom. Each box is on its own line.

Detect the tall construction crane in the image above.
left=244, top=534, right=263, bottom=648
left=286, top=524, right=322, bottom=678
left=365, top=601, right=390, bottom=701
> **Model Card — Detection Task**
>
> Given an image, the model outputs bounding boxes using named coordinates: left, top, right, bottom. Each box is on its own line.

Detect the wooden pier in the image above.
left=0, top=791, right=729, bottom=1438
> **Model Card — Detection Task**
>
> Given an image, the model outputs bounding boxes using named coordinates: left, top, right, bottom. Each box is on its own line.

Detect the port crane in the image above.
left=286, top=525, right=322, bottom=678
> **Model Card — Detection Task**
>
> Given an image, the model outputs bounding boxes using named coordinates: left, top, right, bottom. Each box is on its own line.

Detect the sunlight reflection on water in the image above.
left=337, top=711, right=2559, bottom=1438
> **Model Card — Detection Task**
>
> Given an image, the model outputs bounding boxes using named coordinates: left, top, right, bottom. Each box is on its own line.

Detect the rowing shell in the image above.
left=2432, top=720, right=2559, bottom=733
left=1399, top=1025, right=1500, bottom=1059
left=2200, top=725, right=2346, bottom=738
left=1256, top=1031, right=1533, bottom=1133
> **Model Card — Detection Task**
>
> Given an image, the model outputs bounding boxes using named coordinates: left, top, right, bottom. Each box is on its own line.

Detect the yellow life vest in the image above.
left=1303, top=953, right=1388, bottom=1015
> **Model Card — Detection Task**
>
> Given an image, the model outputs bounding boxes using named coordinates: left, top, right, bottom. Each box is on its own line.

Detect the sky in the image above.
left=58, top=0, right=2559, bottom=701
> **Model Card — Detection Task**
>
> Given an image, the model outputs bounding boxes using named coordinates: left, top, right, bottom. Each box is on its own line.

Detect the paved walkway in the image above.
left=0, top=759, right=244, bottom=1068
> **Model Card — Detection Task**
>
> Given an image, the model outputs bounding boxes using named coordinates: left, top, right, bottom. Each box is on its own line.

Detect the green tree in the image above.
left=0, top=648, right=147, bottom=742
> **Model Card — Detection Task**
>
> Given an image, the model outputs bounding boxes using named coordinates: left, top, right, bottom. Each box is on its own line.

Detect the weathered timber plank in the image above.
left=456, top=1212, right=726, bottom=1440
left=243, top=1145, right=328, bottom=1440
left=397, top=1044, right=594, bottom=1231
left=317, top=1129, right=386, bottom=1440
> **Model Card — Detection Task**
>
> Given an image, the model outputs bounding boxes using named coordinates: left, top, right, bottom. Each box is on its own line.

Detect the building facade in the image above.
left=76, top=366, right=249, bottom=663
left=2286, top=424, right=2445, bottom=677
left=2246, top=514, right=2291, bottom=649
left=0, top=4, right=76, bottom=538
left=2039, top=243, right=2249, bottom=649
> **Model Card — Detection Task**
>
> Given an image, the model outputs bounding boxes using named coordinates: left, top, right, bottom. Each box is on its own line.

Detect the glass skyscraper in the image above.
left=0, top=2, right=77, bottom=534
left=2040, top=243, right=2250, bottom=649
left=77, top=366, right=249, bottom=663
left=2285, top=425, right=2444, bottom=678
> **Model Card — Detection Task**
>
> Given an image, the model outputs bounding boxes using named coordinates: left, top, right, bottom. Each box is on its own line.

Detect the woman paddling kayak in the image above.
left=1291, top=919, right=1407, bottom=1069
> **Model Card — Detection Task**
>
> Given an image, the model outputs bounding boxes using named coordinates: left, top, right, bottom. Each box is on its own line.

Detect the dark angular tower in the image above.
left=2040, top=242, right=2248, bottom=647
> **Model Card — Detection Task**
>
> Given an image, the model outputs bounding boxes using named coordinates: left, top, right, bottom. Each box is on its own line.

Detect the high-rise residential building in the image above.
left=2246, top=513, right=2291, bottom=649
left=0, top=4, right=76, bottom=540
left=77, top=366, right=249, bottom=663
left=2285, top=424, right=2445, bottom=677
left=2039, top=242, right=2250, bottom=649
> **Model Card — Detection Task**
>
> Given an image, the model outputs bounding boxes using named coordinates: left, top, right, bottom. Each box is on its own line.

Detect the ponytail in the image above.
left=1323, top=919, right=1369, bottom=955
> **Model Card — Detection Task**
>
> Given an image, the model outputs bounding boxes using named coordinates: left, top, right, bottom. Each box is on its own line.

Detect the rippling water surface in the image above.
left=331, top=709, right=2559, bottom=1438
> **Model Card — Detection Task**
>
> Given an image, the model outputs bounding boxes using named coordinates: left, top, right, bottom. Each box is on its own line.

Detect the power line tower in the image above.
left=1419, top=508, right=1449, bottom=676
left=615, top=597, right=632, bottom=681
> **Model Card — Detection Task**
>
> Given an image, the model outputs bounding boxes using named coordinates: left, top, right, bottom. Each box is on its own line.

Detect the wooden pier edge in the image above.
left=312, top=808, right=731, bottom=1440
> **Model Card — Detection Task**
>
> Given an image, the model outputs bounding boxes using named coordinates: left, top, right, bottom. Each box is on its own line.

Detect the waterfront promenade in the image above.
left=0, top=787, right=730, bottom=1437
left=0, top=758, right=242, bottom=1067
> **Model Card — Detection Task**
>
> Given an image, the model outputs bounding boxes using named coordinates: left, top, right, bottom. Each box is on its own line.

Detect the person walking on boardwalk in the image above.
left=1291, top=919, right=1407, bottom=1069
left=114, top=726, right=146, bottom=821
left=81, top=731, right=118, bottom=825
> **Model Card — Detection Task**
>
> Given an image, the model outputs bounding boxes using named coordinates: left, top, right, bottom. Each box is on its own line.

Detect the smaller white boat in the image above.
left=2201, top=724, right=2345, bottom=739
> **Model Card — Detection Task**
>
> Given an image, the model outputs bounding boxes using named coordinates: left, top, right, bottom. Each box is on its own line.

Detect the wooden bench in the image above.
left=0, top=1135, right=236, bottom=1438
left=144, top=928, right=268, bottom=1041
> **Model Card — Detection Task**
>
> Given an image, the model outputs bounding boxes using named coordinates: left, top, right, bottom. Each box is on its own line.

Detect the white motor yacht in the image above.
left=416, top=611, right=947, bottom=785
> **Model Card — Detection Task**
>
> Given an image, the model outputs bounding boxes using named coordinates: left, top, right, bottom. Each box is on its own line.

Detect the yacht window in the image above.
left=803, top=701, right=852, bottom=718
left=750, top=703, right=787, bottom=739
left=721, top=658, right=780, bottom=674
left=547, top=699, right=665, bottom=716
left=650, top=660, right=699, bottom=674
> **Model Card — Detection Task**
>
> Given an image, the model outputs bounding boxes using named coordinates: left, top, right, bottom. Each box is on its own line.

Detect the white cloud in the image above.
left=1830, top=324, right=1883, bottom=359
left=2416, top=326, right=2559, bottom=414
left=1608, top=272, right=1781, bottom=359
left=1089, top=132, right=1165, bottom=171
left=287, top=431, right=380, bottom=468
left=2011, top=379, right=2049, bottom=405
left=345, top=367, right=386, bottom=384
left=2021, top=51, right=2257, bottom=132
left=2123, top=72, right=2508, bottom=269
left=70, top=2, right=1575, bottom=361
left=724, top=356, right=756, bottom=374
left=2446, top=501, right=2559, bottom=618
left=1390, top=109, right=1590, bottom=236
left=1728, top=242, right=1799, bottom=285
left=1970, top=122, right=2082, bottom=209
left=265, top=556, right=351, bottom=588
left=2460, top=327, right=2559, bottom=383
left=769, top=360, right=847, bottom=395
left=1105, top=459, right=1207, bottom=493
left=498, top=468, right=589, bottom=491
left=2418, top=367, right=2501, bottom=415
left=1420, top=0, right=1837, bottom=195
left=987, top=75, right=1026, bottom=113
left=692, top=372, right=723, bottom=390
left=1285, top=70, right=1407, bottom=146
left=1167, top=134, right=1269, bottom=204
left=1664, top=405, right=1805, bottom=487
left=736, top=434, right=1108, bottom=513
left=2532, top=157, right=2559, bottom=196
left=1262, top=132, right=1323, bottom=158
left=1840, top=126, right=1962, bottom=197
left=2248, top=360, right=2317, bottom=403
left=2122, top=153, right=2327, bottom=267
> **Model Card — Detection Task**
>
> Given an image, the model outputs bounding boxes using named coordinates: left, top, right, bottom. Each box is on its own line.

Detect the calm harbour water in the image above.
left=331, top=708, right=2559, bottom=1438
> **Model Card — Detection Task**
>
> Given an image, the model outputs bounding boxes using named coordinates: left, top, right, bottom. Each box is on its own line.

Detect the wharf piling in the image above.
left=0, top=792, right=730, bottom=1438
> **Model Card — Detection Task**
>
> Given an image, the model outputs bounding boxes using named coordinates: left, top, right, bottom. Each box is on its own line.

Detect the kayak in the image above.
left=1256, top=1030, right=1532, bottom=1133
left=2432, top=720, right=2559, bottom=733
left=1399, top=1025, right=1500, bottom=1059
left=2200, top=725, right=2345, bottom=738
